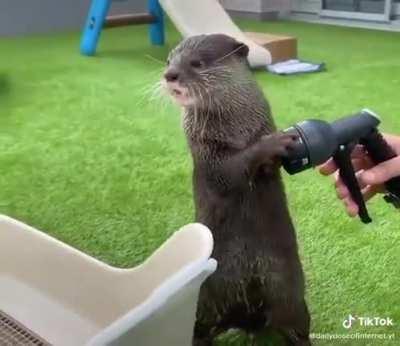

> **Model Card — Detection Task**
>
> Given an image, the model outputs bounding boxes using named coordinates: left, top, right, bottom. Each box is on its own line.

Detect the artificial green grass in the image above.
left=1, top=20, right=400, bottom=345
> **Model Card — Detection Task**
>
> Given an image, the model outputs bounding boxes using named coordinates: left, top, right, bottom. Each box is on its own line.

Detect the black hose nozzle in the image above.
left=281, top=109, right=399, bottom=223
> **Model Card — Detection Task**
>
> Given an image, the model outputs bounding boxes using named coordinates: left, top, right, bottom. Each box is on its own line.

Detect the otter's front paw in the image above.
left=253, top=132, right=297, bottom=175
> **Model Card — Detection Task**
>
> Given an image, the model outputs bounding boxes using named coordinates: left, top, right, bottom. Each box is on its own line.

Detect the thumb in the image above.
left=360, top=156, right=400, bottom=185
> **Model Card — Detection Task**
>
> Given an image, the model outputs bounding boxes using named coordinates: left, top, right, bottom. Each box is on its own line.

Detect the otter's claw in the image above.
left=252, top=132, right=297, bottom=176
left=258, top=132, right=297, bottom=162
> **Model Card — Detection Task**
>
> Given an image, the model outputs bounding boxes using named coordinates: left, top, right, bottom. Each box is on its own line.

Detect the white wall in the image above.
left=261, top=0, right=291, bottom=12
left=291, top=0, right=400, bottom=16
left=221, top=0, right=262, bottom=12
left=0, top=0, right=147, bottom=37
left=393, top=2, right=400, bottom=15
left=1, top=0, right=398, bottom=37
left=221, top=0, right=291, bottom=13
left=291, top=0, right=321, bottom=13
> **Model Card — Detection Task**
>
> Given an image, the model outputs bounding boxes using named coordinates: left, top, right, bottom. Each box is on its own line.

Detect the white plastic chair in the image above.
left=0, top=215, right=216, bottom=346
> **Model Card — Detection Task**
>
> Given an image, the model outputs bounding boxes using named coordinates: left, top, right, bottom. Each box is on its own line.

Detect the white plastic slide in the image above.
left=0, top=215, right=216, bottom=346
left=159, top=0, right=272, bottom=68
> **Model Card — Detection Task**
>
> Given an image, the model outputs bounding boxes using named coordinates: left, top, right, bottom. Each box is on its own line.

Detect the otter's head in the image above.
left=163, top=34, right=250, bottom=108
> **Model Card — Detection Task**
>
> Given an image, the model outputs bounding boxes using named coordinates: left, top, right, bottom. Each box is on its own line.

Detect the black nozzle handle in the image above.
left=334, top=145, right=372, bottom=224
left=361, top=129, right=400, bottom=208
left=331, top=109, right=381, bottom=145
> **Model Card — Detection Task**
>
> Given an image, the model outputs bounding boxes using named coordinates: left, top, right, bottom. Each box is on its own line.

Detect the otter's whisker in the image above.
left=133, top=68, right=166, bottom=106
left=144, top=54, right=166, bottom=65
left=193, top=85, right=202, bottom=134
left=200, top=86, right=211, bottom=138
left=215, top=44, right=247, bottom=63
left=214, top=94, right=224, bottom=128
left=136, top=80, right=162, bottom=107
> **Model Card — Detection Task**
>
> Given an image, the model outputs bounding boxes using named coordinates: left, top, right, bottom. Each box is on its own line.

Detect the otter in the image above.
left=162, top=34, right=310, bottom=346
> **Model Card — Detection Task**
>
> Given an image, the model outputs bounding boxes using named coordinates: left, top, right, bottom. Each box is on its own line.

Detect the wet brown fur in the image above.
left=164, top=34, right=311, bottom=346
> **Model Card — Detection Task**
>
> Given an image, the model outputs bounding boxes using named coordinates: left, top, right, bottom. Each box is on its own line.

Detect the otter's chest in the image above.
left=192, top=161, right=271, bottom=225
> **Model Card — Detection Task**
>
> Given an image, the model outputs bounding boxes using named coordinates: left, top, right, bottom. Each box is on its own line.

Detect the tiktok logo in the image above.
left=342, top=314, right=394, bottom=329
left=343, top=314, right=357, bottom=329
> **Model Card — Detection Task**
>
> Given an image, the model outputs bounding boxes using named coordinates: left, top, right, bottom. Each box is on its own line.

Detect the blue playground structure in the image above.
left=80, top=0, right=165, bottom=56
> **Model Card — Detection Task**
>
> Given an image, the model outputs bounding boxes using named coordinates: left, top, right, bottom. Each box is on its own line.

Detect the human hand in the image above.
left=319, top=134, right=400, bottom=217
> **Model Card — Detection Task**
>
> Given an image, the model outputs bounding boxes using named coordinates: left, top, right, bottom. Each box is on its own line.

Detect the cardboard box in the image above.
left=245, top=32, right=298, bottom=63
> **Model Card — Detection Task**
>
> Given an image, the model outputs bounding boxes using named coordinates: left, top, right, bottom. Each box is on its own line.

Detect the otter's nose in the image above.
left=164, top=69, right=180, bottom=82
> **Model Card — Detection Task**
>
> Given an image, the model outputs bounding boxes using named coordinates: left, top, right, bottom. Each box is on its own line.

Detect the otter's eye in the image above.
left=166, top=59, right=170, bottom=66
left=190, top=59, right=203, bottom=68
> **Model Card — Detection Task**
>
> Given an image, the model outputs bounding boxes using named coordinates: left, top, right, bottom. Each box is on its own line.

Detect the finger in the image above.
left=319, top=159, right=337, bottom=175
left=319, top=153, right=373, bottom=176
left=334, top=173, right=347, bottom=190
left=336, top=171, right=371, bottom=201
left=341, top=185, right=381, bottom=218
left=334, top=174, right=353, bottom=200
left=335, top=175, right=368, bottom=200
left=351, top=157, right=374, bottom=173
left=361, top=185, right=380, bottom=202
left=355, top=170, right=368, bottom=190
left=343, top=197, right=359, bottom=217
left=360, top=156, right=400, bottom=186
left=335, top=175, right=349, bottom=199
left=335, top=169, right=371, bottom=197
left=336, top=184, right=349, bottom=199
left=383, top=134, right=400, bottom=154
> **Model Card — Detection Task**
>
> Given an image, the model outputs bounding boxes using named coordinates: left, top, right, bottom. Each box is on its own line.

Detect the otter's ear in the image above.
left=233, top=41, right=249, bottom=58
